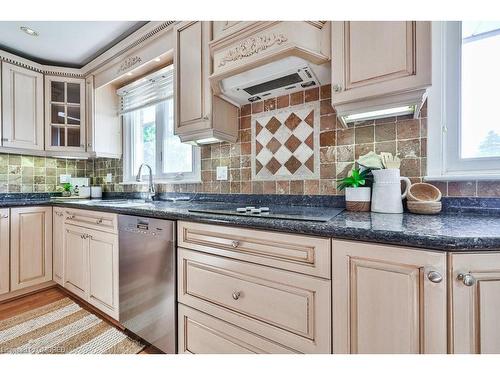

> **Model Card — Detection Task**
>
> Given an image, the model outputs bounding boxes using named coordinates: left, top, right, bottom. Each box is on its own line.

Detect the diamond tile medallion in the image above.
left=252, top=103, right=320, bottom=181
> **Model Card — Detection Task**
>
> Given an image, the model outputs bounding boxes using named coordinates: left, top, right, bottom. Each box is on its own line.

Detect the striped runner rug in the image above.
left=0, top=298, right=145, bottom=354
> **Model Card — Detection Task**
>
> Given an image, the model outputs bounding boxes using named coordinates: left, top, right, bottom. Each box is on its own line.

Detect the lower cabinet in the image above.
left=332, top=239, right=447, bottom=354
left=87, top=228, right=119, bottom=319
left=178, top=304, right=296, bottom=354
left=10, top=207, right=52, bottom=291
left=0, top=209, right=10, bottom=295
left=63, top=222, right=119, bottom=320
left=52, top=207, right=65, bottom=285
left=177, top=248, right=331, bottom=353
left=64, top=224, right=88, bottom=299
left=451, top=252, right=500, bottom=354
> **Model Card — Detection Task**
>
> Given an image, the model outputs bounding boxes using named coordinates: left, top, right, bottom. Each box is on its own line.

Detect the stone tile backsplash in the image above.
left=0, top=83, right=498, bottom=198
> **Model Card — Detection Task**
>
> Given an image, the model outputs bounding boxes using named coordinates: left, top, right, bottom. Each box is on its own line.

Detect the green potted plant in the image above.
left=61, top=183, right=73, bottom=197
left=338, top=168, right=372, bottom=212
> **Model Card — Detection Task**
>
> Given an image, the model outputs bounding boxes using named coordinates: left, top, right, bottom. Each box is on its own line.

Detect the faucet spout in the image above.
left=136, top=163, right=155, bottom=201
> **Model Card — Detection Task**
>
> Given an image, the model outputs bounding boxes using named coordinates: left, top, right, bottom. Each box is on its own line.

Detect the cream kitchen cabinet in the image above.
left=52, top=207, right=65, bottom=286
left=1, top=62, right=44, bottom=150
left=87, top=227, right=119, bottom=319
left=63, top=210, right=119, bottom=320
left=332, top=239, right=447, bottom=354
left=331, top=21, right=431, bottom=125
left=64, top=223, right=88, bottom=299
left=450, top=252, right=500, bottom=354
left=177, top=221, right=332, bottom=354
left=10, top=207, right=53, bottom=291
left=174, top=21, right=238, bottom=144
left=45, top=76, right=86, bottom=152
left=0, top=209, right=10, bottom=295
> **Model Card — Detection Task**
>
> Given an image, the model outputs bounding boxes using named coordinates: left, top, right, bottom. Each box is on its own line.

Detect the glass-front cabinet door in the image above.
left=44, top=76, right=86, bottom=151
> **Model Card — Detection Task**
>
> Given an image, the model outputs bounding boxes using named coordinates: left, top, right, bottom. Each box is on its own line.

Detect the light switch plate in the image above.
left=59, top=174, right=71, bottom=183
left=216, top=166, right=228, bottom=181
left=105, top=173, right=113, bottom=183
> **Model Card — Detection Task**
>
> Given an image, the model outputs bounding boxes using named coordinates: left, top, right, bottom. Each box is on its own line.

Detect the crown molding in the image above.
left=0, top=21, right=177, bottom=79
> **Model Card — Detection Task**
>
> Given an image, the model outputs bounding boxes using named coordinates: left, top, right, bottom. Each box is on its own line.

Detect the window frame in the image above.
left=122, top=97, right=201, bottom=184
left=427, top=21, right=500, bottom=181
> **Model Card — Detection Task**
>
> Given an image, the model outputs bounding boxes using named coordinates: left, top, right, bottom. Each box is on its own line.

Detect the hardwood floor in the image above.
left=0, top=286, right=164, bottom=354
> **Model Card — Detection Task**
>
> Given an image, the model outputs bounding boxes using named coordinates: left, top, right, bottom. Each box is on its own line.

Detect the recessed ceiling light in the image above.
left=20, top=26, right=39, bottom=37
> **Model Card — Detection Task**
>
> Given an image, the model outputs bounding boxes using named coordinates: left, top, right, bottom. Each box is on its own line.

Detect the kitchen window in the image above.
left=427, top=21, right=500, bottom=179
left=118, top=65, right=200, bottom=183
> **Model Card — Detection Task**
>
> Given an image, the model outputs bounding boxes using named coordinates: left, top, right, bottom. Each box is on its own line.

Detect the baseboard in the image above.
left=0, top=281, right=57, bottom=303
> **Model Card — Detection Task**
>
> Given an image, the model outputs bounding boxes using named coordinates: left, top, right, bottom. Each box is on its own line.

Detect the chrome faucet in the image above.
left=136, top=163, right=155, bottom=201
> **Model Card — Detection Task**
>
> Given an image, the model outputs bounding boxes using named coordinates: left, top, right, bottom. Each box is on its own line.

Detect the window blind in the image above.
left=116, top=65, right=173, bottom=114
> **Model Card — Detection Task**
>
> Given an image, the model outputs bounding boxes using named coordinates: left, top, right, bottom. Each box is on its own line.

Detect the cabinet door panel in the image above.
left=64, top=224, right=88, bottom=299
left=451, top=253, right=500, bottom=353
left=1, top=63, right=44, bottom=150
left=52, top=208, right=65, bottom=285
left=88, top=229, right=119, bottom=320
left=333, top=240, right=447, bottom=354
left=10, top=207, right=52, bottom=291
left=0, top=209, right=10, bottom=295
left=331, top=21, right=431, bottom=105
left=347, top=22, right=414, bottom=88
left=174, top=21, right=212, bottom=135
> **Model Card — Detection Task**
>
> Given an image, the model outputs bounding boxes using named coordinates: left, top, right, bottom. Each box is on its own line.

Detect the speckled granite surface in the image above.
left=48, top=199, right=500, bottom=251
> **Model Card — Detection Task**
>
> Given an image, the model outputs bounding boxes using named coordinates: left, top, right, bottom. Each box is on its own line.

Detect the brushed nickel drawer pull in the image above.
left=232, top=291, right=241, bottom=300
left=96, top=218, right=103, bottom=224
left=231, top=240, right=239, bottom=248
left=427, top=271, right=443, bottom=283
left=458, top=273, right=476, bottom=286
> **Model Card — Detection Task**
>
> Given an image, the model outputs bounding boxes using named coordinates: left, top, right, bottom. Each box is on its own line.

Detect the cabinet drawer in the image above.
left=63, top=208, right=117, bottom=234
left=178, top=221, right=331, bottom=279
left=178, top=248, right=331, bottom=353
left=178, top=304, right=296, bottom=354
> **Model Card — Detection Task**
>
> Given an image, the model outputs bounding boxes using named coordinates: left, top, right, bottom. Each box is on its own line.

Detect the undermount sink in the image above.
left=89, top=199, right=154, bottom=208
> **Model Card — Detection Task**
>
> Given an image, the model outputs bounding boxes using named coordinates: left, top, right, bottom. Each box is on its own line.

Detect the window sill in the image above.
left=424, top=174, right=500, bottom=181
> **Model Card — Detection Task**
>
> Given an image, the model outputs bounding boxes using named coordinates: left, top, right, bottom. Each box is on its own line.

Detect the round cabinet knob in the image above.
left=332, top=84, right=343, bottom=93
left=458, top=273, right=476, bottom=287
left=231, top=240, right=239, bottom=248
left=232, top=291, right=241, bottom=300
left=427, top=271, right=443, bottom=283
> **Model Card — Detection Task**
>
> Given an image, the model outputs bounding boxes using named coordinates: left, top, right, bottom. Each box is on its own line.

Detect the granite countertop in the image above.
left=43, top=198, right=500, bottom=252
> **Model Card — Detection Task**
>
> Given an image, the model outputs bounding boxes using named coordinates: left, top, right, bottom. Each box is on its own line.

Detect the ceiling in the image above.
left=0, top=21, right=148, bottom=68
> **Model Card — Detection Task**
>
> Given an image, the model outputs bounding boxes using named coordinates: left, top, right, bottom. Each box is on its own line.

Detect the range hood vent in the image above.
left=243, top=72, right=303, bottom=95
left=215, top=57, right=328, bottom=106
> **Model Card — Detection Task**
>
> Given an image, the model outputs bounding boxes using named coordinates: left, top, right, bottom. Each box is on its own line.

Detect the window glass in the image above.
left=161, top=100, right=193, bottom=174
left=461, top=21, right=500, bottom=159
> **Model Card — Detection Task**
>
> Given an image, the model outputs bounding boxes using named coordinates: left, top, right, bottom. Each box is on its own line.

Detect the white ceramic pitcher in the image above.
left=371, top=169, right=411, bottom=214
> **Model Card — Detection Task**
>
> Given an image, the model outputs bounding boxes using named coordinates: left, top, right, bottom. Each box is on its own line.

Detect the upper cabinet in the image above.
left=1, top=62, right=44, bottom=150
left=45, top=76, right=86, bottom=152
left=331, top=21, right=431, bottom=126
left=174, top=21, right=238, bottom=144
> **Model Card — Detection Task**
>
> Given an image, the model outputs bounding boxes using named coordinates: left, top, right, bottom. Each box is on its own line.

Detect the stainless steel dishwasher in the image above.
left=118, top=215, right=176, bottom=353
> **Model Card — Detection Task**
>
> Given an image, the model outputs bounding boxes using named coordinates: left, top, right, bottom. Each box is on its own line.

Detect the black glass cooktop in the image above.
left=188, top=204, right=343, bottom=222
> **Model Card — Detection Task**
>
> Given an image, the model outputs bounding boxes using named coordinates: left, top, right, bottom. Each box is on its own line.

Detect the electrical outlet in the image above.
left=216, top=166, right=228, bottom=181
left=59, top=174, right=71, bottom=183
left=105, top=173, right=113, bottom=183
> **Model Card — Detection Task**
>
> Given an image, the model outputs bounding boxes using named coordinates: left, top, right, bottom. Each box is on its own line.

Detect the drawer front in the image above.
left=63, top=208, right=117, bottom=234
left=178, top=304, right=296, bottom=354
left=178, top=221, right=331, bottom=279
left=178, top=248, right=331, bottom=353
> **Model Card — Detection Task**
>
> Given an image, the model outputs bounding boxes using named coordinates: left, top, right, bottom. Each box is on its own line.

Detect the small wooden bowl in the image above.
left=407, top=183, right=442, bottom=202
left=407, top=201, right=442, bottom=215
